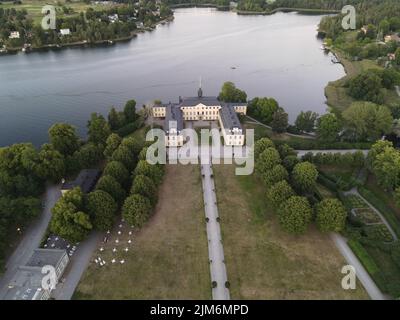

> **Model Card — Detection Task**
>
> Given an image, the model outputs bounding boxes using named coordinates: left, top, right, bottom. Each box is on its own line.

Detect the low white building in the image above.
left=108, top=14, right=119, bottom=23
left=9, top=31, right=20, bottom=39
left=4, top=249, right=69, bottom=300
left=60, top=29, right=71, bottom=36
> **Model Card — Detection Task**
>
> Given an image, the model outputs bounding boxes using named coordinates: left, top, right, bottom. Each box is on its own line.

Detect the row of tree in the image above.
left=248, top=91, right=397, bottom=143
left=49, top=114, right=156, bottom=243
left=254, top=137, right=347, bottom=234
left=122, top=146, right=165, bottom=228
left=368, top=140, right=400, bottom=195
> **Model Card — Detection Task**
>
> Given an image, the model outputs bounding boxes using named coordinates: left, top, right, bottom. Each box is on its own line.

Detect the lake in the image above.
left=0, top=8, right=344, bottom=147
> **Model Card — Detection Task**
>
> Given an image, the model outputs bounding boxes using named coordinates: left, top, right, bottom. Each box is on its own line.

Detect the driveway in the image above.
left=200, top=154, right=230, bottom=300
left=0, top=184, right=61, bottom=299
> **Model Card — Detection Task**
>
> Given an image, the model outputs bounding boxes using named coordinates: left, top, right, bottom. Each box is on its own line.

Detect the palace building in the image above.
left=152, top=87, right=247, bottom=147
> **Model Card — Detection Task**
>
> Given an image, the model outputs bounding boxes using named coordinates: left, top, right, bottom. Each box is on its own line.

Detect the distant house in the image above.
left=384, top=34, right=400, bottom=43
left=9, top=31, right=20, bottom=39
left=4, top=249, right=69, bottom=300
left=60, top=29, right=71, bottom=36
left=360, top=26, right=368, bottom=34
left=61, top=169, right=101, bottom=195
left=108, top=14, right=119, bottom=23
left=388, top=53, right=396, bottom=61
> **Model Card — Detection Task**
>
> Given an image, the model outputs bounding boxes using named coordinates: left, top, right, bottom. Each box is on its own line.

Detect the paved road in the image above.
left=296, top=149, right=369, bottom=158
left=0, top=184, right=61, bottom=300
left=345, top=188, right=398, bottom=241
left=330, top=233, right=387, bottom=300
left=52, top=231, right=102, bottom=300
left=245, top=115, right=316, bottom=139
left=200, top=156, right=230, bottom=300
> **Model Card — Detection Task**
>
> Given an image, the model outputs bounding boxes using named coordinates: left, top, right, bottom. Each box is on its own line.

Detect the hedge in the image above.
left=348, top=239, right=380, bottom=275
left=273, top=139, right=372, bottom=150
left=317, top=174, right=338, bottom=193
left=358, top=186, right=400, bottom=238
left=116, top=118, right=144, bottom=137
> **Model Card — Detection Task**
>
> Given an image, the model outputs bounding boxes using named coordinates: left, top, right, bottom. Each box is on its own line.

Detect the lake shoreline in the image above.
left=1, top=15, right=175, bottom=56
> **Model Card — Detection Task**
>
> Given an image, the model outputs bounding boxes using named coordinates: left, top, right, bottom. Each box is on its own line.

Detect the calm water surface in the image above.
left=0, top=8, right=344, bottom=146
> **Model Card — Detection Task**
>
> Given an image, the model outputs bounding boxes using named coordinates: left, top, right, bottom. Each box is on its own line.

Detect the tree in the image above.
left=50, top=187, right=92, bottom=243
left=111, top=145, right=135, bottom=171
left=368, top=140, right=393, bottom=169
left=108, top=107, right=125, bottom=130
left=277, top=144, right=296, bottom=159
left=103, top=161, right=130, bottom=188
left=391, top=243, right=400, bottom=269
left=372, top=147, right=400, bottom=191
left=138, top=147, right=148, bottom=161
left=134, top=160, right=164, bottom=185
left=131, top=174, right=157, bottom=206
left=379, top=19, right=390, bottom=35
left=254, top=137, right=274, bottom=160
left=263, top=164, right=288, bottom=187
left=267, top=180, right=295, bottom=209
left=316, top=113, right=341, bottom=142
left=35, top=144, right=65, bottom=182
left=292, top=161, right=318, bottom=193
left=72, top=143, right=103, bottom=169
left=87, top=113, right=111, bottom=146
left=48, top=123, right=80, bottom=156
left=248, top=97, right=279, bottom=124
left=96, top=175, right=126, bottom=205
left=278, top=196, right=312, bottom=234
left=315, top=198, right=347, bottom=232
left=86, top=190, right=117, bottom=231
left=347, top=71, right=383, bottom=104
left=343, top=102, right=393, bottom=141
left=121, top=136, right=142, bottom=157
left=255, top=147, right=281, bottom=177
left=122, top=194, right=152, bottom=228
left=282, top=155, right=300, bottom=172
left=218, top=82, right=247, bottom=103
left=295, top=111, right=318, bottom=133
left=104, top=133, right=122, bottom=159
left=395, top=187, right=400, bottom=208
left=396, top=48, right=400, bottom=66
left=271, top=108, right=288, bottom=133
left=124, top=99, right=138, bottom=123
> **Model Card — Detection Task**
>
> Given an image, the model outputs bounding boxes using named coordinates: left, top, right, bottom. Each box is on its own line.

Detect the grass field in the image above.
left=213, top=164, right=368, bottom=299
left=1, top=0, right=114, bottom=24
left=74, top=164, right=211, bottom=299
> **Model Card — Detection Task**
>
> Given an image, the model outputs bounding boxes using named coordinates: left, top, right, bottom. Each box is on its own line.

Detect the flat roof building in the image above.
left=62, top=169, right=101, bottom=194
left=4, top=249, right=69, bottom=300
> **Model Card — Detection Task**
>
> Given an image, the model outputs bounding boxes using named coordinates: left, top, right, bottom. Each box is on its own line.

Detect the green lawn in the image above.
left=1, top=0, right=114, bottom=25
left=213, top=164, right=368, bottom=299
left=75, top=164, right=211, bottom=299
